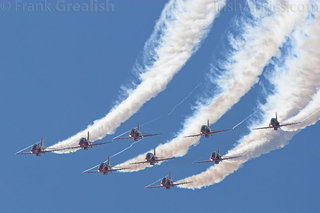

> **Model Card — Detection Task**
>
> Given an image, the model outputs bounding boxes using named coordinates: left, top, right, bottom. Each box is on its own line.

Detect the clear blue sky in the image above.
left=1, top=1, right=319, bottom=212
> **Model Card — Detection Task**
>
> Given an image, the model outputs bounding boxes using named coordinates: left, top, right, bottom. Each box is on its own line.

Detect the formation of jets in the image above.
left=16, top=113, right=299, bottom=189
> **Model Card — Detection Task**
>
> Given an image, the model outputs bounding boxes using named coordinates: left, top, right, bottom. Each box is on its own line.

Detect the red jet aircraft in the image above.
left=113, top=123, right=159, bottom=141
left=131, top=148, right=174, bottom=165
left=16, top=137, right=71, bottom=156
left=253, top=112, right=299, bottom=131
left=193, top=146, right=240, bottom=164
left=83, top=156, right=128, bottom=175
left=145, top=172, right=191, bottom=190
left=185, top=120, right=231, bottom=138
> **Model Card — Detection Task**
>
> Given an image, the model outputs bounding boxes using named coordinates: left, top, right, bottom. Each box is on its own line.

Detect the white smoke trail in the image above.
left=48, top=0, right=226, bottom=153
left=285, top=90, right=320, bottom=130
left=178, top=5, right=320, bottom=189
left=116, top=0, right=310, bottom=171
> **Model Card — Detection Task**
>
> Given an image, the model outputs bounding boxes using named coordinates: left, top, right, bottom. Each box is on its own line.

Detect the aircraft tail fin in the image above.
left=137, top=123, right=140, bottom=131
left=207, top=120, right=210, bottom=127
left=41, top=137, right=44, bottom=147
left=107, top=156, right=110, bottom=166
left=276, top=112, right=277, bottom=120
left=217, top=145, right=220, bottom=154
left=154, top=147, right=156, bottom=156
left=169, top=172, right=172, bottom=181
left=87, top=132, right=90, bottom=141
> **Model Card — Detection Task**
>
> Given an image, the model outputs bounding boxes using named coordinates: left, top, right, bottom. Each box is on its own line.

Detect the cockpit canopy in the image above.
left=270, top=118, right=277, bottom=123
left=32, top=144, right=38, bottom=150
left=161, top=178, right=167, bottom=184
left=211, top=152, right=217, bottom=159
left=130, top=129, right=136, bottom=135
left=80, top=137, right=87, bottom=143
left=98, top=163, right=105, bottom=170
left=201, top=125, right=207, bottom=131
left=146, top=153, right=153, bottom=159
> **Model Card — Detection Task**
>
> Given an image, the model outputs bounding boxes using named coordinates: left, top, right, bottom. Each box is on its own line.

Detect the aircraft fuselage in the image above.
left=200, top=125, right=211, bottom=138
left=210, top=152, right=222, bottom=164
left=161, top=178, right=173, bottom=190
left=145, top=152, right=157, bottom=165
left=30, top=144, right=44, bottom=156
left=79, top=138, right=90, bottom=150
left=97, top=163, right=112, bottom=175
left=269, top=118, right=280, bottom=130
left=129, top=129, right=142, bottom=141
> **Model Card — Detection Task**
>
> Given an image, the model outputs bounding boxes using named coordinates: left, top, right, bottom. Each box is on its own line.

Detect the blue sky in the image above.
left=1, top=0, right=320, bottom=212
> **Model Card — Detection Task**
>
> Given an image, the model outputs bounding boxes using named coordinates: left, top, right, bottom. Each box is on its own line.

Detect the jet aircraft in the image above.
left=83, top=156, right=128, bottom=175
left=145, top=172, right=191, bottom=190
left=65, top=132, right=109, bottom=150
left=252, top=112, right=299, bottom=130
left=131, top=148, right=174, bottom=165
left=193, top=146, right=240, bottom=164
left=185, top=120, right=231, bottom=138
left=113, top=123, right=159, bottom=141
left=16, top=137, right=70, bottom=156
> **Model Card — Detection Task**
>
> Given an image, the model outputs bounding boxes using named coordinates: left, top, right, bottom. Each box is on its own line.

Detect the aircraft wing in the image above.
left=44, top=146, right=81, bottom=152
left=91, top=142, right=109, bottom=146
left=110, top=167, right=129, bottom=171
left=47, top=146, right=82, bottom=151
left=184, top=133, right=202, bottom=138
left=130, top=161, right=149, bottom=164
left=209, top=129, right=232, bottom=134
left=279, top=122, right=300, bottom=127
left=142, top=133, right=160, bottom=138
left=173, top=181, right=192, bottom=186
left=155, top=157, right=175, bottom=162
left=221, top=156, right=241, bottom=161
left=83, top=171, right=99, bottom=174
left=252, top=126, right=273, bottom=130
left=113, top=137, right=132, bottom=140
left=193, top=160, right=212, bottom=164
left=16, top=152, right=33, bottom=155
left=145, top=185, right=163, bottom=189
left=132, top=157, right=175, bottom=164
